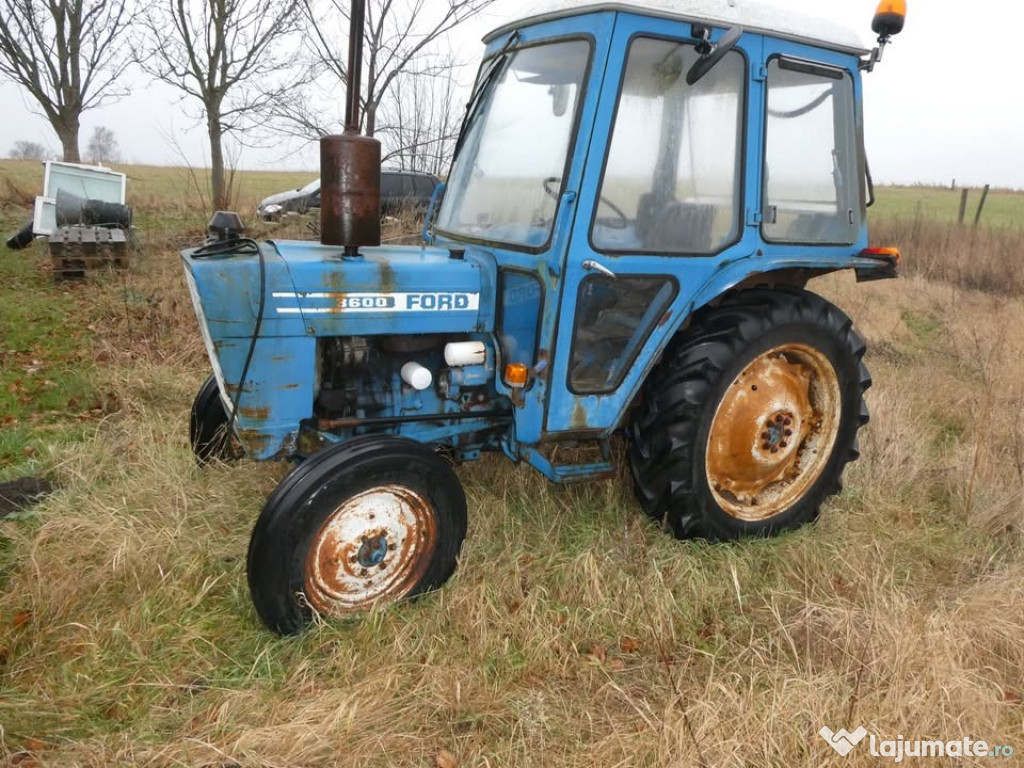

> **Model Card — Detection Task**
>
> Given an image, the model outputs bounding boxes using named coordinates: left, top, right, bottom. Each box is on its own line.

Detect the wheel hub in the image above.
left=357, top=533, right=389, bottom=568
left=705, top=344, right=841, bottom=522
left=304, top=485, right=437, bottom=614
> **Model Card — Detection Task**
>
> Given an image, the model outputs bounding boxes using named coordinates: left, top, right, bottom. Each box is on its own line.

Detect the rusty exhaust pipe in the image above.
left=320, top=0, right=381, bottom=255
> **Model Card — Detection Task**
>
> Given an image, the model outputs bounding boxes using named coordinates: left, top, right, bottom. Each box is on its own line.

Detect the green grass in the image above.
left=872, top=184, right=1024, bottom=228
left=0, top=219, right=102, bottom=471
left=0, top=161, right=1022, bottom=766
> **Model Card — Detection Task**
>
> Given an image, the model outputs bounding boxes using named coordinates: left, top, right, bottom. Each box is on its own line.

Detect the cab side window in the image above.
left=763, top=58, right=860, bottom=244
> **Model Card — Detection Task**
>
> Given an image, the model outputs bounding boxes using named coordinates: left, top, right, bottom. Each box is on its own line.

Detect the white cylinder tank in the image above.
left=444, top=341, right=487, bottom=367
left=401, top=361, right=433, bottom=390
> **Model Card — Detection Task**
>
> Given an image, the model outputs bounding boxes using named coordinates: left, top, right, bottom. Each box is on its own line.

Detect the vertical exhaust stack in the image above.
left=320, top=0, right=381, bottom=255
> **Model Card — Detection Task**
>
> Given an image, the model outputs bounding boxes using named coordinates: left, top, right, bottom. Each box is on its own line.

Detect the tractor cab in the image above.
left=183, top=0, right=907, bottom=634
left=424, top=0, right=897, bottom=469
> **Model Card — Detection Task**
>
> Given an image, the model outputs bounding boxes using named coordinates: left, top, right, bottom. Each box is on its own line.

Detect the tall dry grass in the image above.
left=871, top=214, right=1024, bottom=295
left=0, top=198, right=1022, bottom=765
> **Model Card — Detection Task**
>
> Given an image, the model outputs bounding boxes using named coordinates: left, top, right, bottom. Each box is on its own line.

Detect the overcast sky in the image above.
left=2, top=0, right=1022, bottom=189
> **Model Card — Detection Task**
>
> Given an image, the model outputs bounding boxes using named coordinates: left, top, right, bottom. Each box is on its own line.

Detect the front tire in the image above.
left=628, top=288, right=870, bottom=541
left=247, top=435, right=468, bottom=635
left=189, top=374, right=241, bottom=464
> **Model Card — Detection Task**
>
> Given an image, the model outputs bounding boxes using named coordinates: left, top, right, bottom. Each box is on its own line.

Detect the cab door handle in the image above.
left=582, top=259, right=616, bottom=279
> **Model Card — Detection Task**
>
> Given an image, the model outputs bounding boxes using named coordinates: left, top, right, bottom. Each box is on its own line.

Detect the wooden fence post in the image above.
left=973, top=184, right=991, bottom=226
left=958, top=188, right=970, bottom=225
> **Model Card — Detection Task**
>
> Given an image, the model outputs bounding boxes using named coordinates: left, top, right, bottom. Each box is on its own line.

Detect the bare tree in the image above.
left=279, top=0, right=495, bottom=159
left=86, top=126, right=120, bottom=164
left=136, top=0, right=304, bottom=210
left=382, top=62, right=460, bottom=176
left=9, top=140, right=49, bottom=160
left=0, top=0, right=133, bottom=162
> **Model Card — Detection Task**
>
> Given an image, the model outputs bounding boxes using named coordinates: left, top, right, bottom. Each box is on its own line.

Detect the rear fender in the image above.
left=613, top=254, right=895, bottom=431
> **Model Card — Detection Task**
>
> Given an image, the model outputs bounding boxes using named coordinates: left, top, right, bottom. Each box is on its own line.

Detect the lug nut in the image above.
left=784, top=429, right=793, bottom=437
left=762, top=443, right=771, bottom=450
left=771, top=447, right=779, bottom=453
left=780, top=441, right=788, bottom=448
left=761, top=432, right=770, bottom=440
left=784, top=417, right=792, bottom=426
left=359, top=568, right=369, bottom=577
left=775, top=414, right=784, bottom=423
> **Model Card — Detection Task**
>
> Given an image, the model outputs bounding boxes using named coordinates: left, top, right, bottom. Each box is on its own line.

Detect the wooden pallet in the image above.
left=49, top=226, right=129, bottom=281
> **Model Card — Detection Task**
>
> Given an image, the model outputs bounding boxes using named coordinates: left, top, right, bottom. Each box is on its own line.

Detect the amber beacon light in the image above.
left=862, top=0, right=906, bottom=71
left=873, top=0, right=907, bottom=37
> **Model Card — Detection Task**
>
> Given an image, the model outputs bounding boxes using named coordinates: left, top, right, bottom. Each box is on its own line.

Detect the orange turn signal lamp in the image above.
left=504, top=363, right=529, bottom=388
left=861, top=246, right=902, bottom=266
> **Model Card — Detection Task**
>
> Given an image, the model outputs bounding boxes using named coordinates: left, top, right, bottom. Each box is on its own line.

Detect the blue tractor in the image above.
left=184, top=0, right=907, bottom=634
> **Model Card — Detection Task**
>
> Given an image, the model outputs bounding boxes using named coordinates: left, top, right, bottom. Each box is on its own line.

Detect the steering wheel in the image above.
left=686, top=26, right=743, bottom=85
left=543, top=177, right=628, bottom=230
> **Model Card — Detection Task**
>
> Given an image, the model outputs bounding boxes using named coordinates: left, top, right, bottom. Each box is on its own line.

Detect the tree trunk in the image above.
left=365, top=100, right=376, bottom=137
left=54, top=117, right=81, bottom=163
left=207, top=115, right=227, bottom=211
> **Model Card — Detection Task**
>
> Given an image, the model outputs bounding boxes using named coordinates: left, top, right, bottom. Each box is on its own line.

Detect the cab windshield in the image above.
left=436, top=39, right=590, bottom=250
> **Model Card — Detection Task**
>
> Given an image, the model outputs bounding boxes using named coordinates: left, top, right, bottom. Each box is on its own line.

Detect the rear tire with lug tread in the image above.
left=628, top=287, right=870, bottom=541
left=247, top=434, right=467, bottom=635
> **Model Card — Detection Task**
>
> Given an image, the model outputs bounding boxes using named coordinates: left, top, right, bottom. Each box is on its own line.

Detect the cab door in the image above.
left=544, top=16, right=763, bottom=435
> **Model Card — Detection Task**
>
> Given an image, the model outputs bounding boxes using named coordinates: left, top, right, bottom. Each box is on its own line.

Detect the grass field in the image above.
left=1, top=161, right=1023, bottom=766
left=872, top=185, right=1024, bottom=229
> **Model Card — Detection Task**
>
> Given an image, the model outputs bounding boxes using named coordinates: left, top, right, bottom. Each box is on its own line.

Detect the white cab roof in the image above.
left=486, top=0, right=869, bottom=55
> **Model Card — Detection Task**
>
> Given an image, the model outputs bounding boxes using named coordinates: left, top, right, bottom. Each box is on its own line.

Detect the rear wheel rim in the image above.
left=304, top=485, right=438, bottom=615
left=705, top=343, right=841, bottom=522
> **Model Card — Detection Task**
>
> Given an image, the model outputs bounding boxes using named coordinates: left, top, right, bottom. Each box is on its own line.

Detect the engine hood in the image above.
left=183, top=239, right=497, bottom=340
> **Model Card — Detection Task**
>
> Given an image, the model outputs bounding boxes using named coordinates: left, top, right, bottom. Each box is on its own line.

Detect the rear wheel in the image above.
left=247, top=435, right=467, bottom=635
left=189, top=375, right=242, bottom=464
left=628, top=288, right=870, bottom=540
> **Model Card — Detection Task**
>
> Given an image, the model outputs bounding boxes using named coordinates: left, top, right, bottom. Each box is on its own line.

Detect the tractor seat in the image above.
left=638, top=194, right=716, bottom=253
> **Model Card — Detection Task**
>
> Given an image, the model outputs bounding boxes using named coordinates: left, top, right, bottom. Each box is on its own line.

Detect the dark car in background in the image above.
left=257, top=169, right=439, bottom=221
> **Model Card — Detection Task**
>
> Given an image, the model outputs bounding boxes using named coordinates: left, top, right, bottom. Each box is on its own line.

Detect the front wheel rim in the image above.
left=705, top=343, right=842, bottom=522
left=304, top=485, right=438, bottom=615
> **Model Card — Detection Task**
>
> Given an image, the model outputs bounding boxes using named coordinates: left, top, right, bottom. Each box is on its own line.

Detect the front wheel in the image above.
left=189, top=374, right=242, bottom=464
left=628, top=288, right=870, bottom=541
left=247, top=435, right=468, bottom=635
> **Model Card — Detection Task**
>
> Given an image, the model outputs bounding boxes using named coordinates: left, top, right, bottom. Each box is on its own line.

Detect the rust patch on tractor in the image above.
left=239, top=406, right=270, bottom=420
left=373, top=255, right=396, bottom=294
left=325, top=269, right=348, bottom=293
left=657, top=309, right=673, bottom=328
left=279, top=383, right=300, bottom=390
left=535, top=349, right=551, bottom=381
left=570, top=400, right=589, bottom=430
left=271, top=355, right=293, bottom=363
left=237, top=429, right=271, bottom=453
left=303, top=485, right=438, bottom=616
